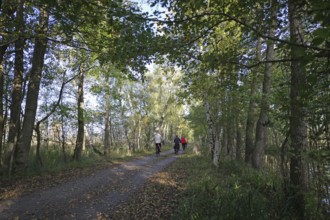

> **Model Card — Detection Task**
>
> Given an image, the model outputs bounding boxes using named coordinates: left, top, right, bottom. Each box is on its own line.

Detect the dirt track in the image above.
left=0, top=150, right=180, bottom=220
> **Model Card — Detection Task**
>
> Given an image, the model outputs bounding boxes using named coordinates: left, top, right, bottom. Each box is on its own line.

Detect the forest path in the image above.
left=0, top=149, right=181, bottom=220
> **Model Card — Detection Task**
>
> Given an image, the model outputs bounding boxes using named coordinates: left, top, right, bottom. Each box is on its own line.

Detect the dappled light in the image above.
left=0, top=0, right=329, bottom=219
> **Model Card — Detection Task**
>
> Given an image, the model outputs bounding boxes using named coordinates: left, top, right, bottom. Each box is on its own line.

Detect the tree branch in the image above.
left=144, top=10, right=330, bottom=53
left=36, top=71, right=78, bottom=125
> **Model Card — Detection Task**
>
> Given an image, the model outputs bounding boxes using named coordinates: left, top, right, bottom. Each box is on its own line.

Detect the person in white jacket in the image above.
left=154, top=129, right=162, bottom=153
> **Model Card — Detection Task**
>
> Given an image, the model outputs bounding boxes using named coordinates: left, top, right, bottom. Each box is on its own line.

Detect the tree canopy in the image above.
left=0, top=0, right=329, bottom=219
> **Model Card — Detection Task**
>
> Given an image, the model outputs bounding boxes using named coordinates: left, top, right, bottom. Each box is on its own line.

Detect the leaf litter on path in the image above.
left=0, top=150, right=187, bottom=219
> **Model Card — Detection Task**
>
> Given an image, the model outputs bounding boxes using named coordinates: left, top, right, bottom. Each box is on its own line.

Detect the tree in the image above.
left=72, top=63, right=85, bottom=161
left=0, top=0, right=160, bottom=172
left=13, top=6, right=49, bottom=173
left=103, top=73, right=111, bottom=156
left=7, top=0, right=25, bottom=173
left=0, top=0, right=21, bottom=169
left=287, top=0, right=308, bottom=218
left=0, top=46, right=6, bottom=166
left=34, top=72, right=76, bottom=166
left=245, top=37, right=262, bottom=164
left=253, top=0, right=277, bottom=169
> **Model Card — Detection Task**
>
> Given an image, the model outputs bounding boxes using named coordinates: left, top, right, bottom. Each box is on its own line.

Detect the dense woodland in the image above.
left=0, top=0, right=329, bottom=219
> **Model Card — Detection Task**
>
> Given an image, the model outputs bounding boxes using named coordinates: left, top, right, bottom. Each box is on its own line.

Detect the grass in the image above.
left=1, top=144, right=172, bottom=180
left=168, top=147, right=330, bottom=220
left=169, top=148, right=286, bottom=220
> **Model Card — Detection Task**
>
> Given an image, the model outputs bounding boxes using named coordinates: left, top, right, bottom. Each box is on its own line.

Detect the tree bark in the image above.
left=73, top=64, right=85, bottom=161
left=204, top=99, right=218, bottom=166
left=252, top=0, right=276, bottom=169
left=13, top=7, right=49, bottom=173
left=61, top=107, right=67, bottom=163
left=245, top=36, right=261, bottom=164
left=236, top=120, right=242, bottom=161
left=288, top=0, right=308, bottom=218
left=0, top=45, right=8, bottom=167
left=0, top=0, right=20, bottom=168
left=7, top=0, right=25, bottom=172
left=104, top=78, right=111, bottom=156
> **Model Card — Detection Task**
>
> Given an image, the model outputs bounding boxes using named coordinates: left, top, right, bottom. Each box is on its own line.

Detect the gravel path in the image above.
left=0, top=149, right=180, bottom=220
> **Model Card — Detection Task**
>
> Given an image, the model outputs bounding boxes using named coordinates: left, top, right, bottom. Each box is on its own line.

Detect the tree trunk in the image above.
left=127, top=90, right=136, bottom=152
left=245, top=36, right=261, bottom=164
left=236, top=120, right=243, bottom=161
left=226, top=89, right=235, bottom=160
left=7, top=0, right=25, bottom=172
left=204, top=99, right=218, bottom=166
left=73, top=64, right=85, bottom=160
left=253, top=1, right=276, bottom=169
left=288, top=0, right=308, bottom=218
left=35, top=123, right=43, bottom=167
left=13, top=7, right=49, bottom=173
left=1, top=0, right=21, bottom=169
left=61, top=105, right=67, bottom=163
left=227, top=122, right=234, bottom=159
left=104, top=79, right=111, bottom=156
left=0, top=45, right=8, bottom=167
left=137, top=119, right=141, bottom=151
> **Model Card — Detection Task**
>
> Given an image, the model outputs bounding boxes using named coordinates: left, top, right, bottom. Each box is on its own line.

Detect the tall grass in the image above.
left=172, top=149, right=293, bottom=220
left=1, top=144, right=162, bottom=179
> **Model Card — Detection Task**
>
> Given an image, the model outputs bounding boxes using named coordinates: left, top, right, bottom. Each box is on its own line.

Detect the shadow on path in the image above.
left=0, top=149, right=182, bottom=220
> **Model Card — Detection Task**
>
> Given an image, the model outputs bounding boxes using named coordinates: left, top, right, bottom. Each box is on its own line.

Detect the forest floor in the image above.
left=0, top=149, right=188, bottom=220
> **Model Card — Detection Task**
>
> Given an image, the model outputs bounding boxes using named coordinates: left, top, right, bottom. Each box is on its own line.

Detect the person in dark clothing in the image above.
left=174, top=135, right=181, bottom=154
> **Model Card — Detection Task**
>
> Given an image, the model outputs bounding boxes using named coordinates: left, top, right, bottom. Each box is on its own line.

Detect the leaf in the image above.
left=311, top=36, right=325, bottom=46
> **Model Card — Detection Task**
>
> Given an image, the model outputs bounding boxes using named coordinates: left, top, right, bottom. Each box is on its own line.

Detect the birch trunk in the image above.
left=204, top=99, right=218, bottom=166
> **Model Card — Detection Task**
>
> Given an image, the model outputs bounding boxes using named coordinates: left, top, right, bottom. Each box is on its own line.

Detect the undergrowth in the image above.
left=172, top=148, right=328, bottom=220
left=1, top=144, right=169, bottom=179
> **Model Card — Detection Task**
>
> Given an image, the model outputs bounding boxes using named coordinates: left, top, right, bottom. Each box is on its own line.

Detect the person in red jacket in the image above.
left=181, top=135, right=187, bottom=151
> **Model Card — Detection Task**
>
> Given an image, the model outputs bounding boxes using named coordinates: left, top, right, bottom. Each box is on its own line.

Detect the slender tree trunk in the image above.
left=35, top=123, right=43, bottom=166
left=61, top=104, right=67, bottom=163
left=204, top=99, right=218, bottom=166
left=288, top=0, right=308, bottom=218
left=245, top=36, right=262, bottom=164
left=13, top=7, right=49, bottom=173
left=104, top=80, right=111, bottom=156
left=0, top=45, right=8, bottom=167
left=227, top=122, right=234, bottom=159
left=280, top=132, right=289, bottom=178
left=236, top=121, right=243, bottom=161
left=225, top=85, right=235, bottom=160
left=137, top=119, right=141, bottom=151
left=253, top=1, right=277, bottom=169
left=73, top=64, right=85, bottom=160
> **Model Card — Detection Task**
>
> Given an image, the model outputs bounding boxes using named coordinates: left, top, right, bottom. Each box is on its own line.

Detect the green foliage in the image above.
left=174, top=153, right=290, bottom=220
left=171, top=149, right=330, bottom=220
left=26, top=146, right=104, bottom=176
left=6, top=142, right=173, bottom=178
